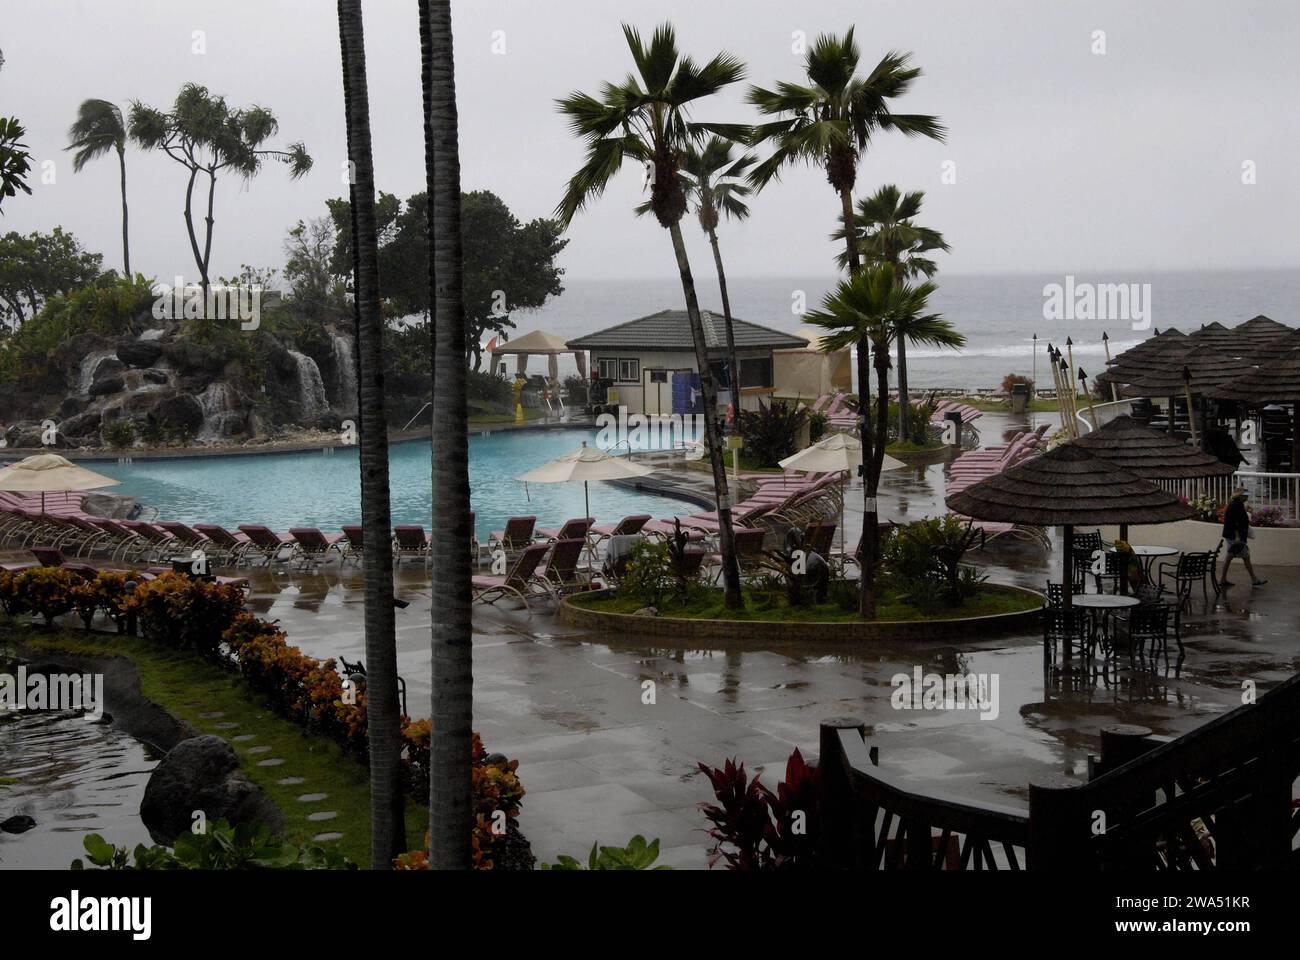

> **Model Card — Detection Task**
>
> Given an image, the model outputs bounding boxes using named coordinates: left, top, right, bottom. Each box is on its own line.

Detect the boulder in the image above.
left=89, top=373, right=125, bottom=397
left=117, top=338, right=164, bottom=368
left=140, top=735, right=283, bottom=845
left=142, top=368, right=170, bottom=385
left=59, top=395, right=92, bottom=417
left=0, top=814, right=36, bottom=834
left=161, top=340, right=224, bottom=374
left=59, top=409, right=103, bottom=440
left=148, top=393, right=205, bottom=433
left=82, top=492, right=140, bottom=520
left=2, top=420, right=67, bottom=449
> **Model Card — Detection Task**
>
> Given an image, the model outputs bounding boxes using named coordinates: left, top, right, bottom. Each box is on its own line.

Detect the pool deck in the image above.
left=7, top=406, right=1299, bottom=869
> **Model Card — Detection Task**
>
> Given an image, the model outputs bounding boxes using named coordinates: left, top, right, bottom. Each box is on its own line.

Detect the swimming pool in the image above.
left=92, top=428, right=698, bottom=539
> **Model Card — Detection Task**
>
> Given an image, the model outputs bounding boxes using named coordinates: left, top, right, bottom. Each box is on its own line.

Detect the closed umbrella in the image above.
left=0, top=453, right=120, bottom=514
left=515, top=441, right=656, bottom=520
left=779, top=433, right=905, bottom=558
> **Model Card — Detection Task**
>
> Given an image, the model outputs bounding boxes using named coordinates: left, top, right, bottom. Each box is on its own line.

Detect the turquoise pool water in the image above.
left=92, top=429, right=698, bottom=538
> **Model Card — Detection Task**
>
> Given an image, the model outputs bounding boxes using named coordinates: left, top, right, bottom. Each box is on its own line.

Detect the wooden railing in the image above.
left=817, top=671, right=1300, bottom=869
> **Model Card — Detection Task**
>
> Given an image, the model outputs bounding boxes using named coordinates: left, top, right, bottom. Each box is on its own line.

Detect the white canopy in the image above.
left=516, top=442, right=655, bottom=518
left=779, top=432, right=905, bottom=474
left=0, top=453, right=120, bottom=513
left=490, top=329, right=586, bottom=381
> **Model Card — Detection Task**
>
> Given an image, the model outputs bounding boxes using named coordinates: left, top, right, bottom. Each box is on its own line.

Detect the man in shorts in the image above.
left=1220, top=487, right=1267, bottom=588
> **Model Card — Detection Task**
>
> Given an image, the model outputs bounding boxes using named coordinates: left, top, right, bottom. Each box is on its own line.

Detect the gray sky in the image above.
left=4, top=0, right=1298, bottom=284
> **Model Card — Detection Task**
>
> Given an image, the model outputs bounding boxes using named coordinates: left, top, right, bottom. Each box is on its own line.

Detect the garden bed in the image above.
left=560, top=583, right=1043, bottom=642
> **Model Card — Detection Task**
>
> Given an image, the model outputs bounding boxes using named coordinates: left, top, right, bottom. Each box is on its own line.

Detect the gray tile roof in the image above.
left=566, top=309, right=809, bottom=352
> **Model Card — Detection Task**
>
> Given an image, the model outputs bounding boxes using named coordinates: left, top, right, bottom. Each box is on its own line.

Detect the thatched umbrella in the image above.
left=1121, top=342, right=1255, bottom=399
left=946, top=443, right=1194, bottom=608
left=1207, top=343, right=1300, bottom=473
left=1094, top=327, right=1186, bottom=391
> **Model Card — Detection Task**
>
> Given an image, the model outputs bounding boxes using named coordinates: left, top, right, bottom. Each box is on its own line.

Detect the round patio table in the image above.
left=1072, top=594, right=1140, bottom=655
left=1107, top=544, right=1179, bottom=592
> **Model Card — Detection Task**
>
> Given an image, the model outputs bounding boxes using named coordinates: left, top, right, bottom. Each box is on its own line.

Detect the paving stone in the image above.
left=297, top=793, right=329, bottom=803
left=312, top=832, right=344, bottom=842
left=306, top=810, right=338, bottom=822
left=231, top=734, right=255, bottom=742
left=256, top=757, right=285, bottom=767
left=277, top=777, right=306, bottom=786
left=247, top=745, right=271, bottom=754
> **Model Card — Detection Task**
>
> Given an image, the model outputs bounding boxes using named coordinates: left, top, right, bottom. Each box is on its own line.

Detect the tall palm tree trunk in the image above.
left=839, top=187, right=861, bottom=274
left=337, top=0, right=404, bottom=867
left=896, top=336, right=909, bottom=439
left=863, top=346, right=893, bottom=618
left=116, top=145, right=130, bottom=276
left=708, top=227, right=740, bottom=418
left=422, top=0, right=474, bottom=870
left=669, top=220, right=742, bottom=607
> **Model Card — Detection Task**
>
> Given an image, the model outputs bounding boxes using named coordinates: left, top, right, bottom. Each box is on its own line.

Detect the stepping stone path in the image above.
left=313, top=832, right=344, bottom=842
left=297, top=793, right=328, bottom=803
left=214, top=722, right=239, bottom=729
left=307, top=811, right=338, bottom=822
left=247, top=746, right=271, bottom=754
left=256, top=758, right=285, bottom=767
left=231, top=734, right=255, bottom=742
left=276, top=777, right=305, bottom=786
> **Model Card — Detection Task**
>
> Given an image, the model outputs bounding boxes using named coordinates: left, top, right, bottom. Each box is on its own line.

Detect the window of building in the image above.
left=618, top=359, right=640, bottom=382
left=738, top=356, right=773, bottom=388
left=596, top=358, right=619, bottom=381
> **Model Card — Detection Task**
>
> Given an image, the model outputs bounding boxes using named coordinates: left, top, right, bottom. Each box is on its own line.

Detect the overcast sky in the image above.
left=4, top=0, right=1298, bottom=285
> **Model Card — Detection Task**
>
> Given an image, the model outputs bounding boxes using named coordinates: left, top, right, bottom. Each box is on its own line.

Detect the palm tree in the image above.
left=832, top=185, right=949, bottom=437
left=420, top=0, right=475, bottom=870
left=637, top=136, right=756, bottom=400
left=336, top=0, right=405, bottom=867
left=804, top=264, right=964, bottom=617
left=556, top=23, right=749, bottom=608
left=67, top=100, right=131, bottom=276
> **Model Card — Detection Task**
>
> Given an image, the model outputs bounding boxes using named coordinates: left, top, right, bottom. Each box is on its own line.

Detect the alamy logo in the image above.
left=890, top=667, right=999, bottom=720
left=152, top=276, right=261, bottom=330
left=1042, top=274, right=1152, bottom=330
left=50, top=891, right=151, bottom=940
left=594, top=406, right=705, bottom=451
left=0, top=667, right=104, bottom=721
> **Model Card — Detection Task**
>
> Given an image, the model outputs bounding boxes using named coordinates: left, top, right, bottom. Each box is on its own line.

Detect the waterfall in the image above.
left=197, top=382, right=240, bottom=441
left=78, top=350, right=116, bottom=394
left=330, top=332, right=357, bottom=413
left=289, top=350, right=329, bottom=419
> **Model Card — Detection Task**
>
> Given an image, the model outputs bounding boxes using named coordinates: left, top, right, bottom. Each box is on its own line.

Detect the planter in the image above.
left=559, top=586, right=1044, bottom=642
left=1099, top=519, right=1300, bottom=567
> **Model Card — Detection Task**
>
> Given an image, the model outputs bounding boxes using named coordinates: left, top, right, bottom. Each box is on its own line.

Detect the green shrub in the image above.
left=881, top=516, right=987, bottom=609
left=541, top=835, right=669, bottom=870
left=738, top=399, right=807, bottom=467
left=102, top=419, right=135, bottom=448
left=72, top=820, right=356, bottom=870
left=121, top=572, right=247, bottom=656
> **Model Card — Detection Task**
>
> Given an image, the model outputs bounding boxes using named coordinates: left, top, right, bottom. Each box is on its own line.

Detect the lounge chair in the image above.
left=338, top=524, right=365, bottom=565
left=532, top=538, right=589, bottom=600
left=534, top=517, right=594, bottom=542
left=289, top=527, right=345, bottom=566
left=237, top=524, right=296, bottom=565
left=471, top=542, right=550, bottom=616
left=487, top=516, right=537, bottom=557
left=29, top=545, right=100, bottom=579
left=392, top=525, right=430, bottom=564
left=193, top=524, right=256, bottom=565
left=88, top=517, right=150, bottom=562
left=589, top=514, right=651, bottom=547
left=707, top=527, right=766, bottom=582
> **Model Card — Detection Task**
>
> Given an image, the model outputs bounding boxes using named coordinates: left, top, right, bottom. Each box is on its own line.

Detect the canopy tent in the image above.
left=0, top=453, right=120, bottom=513
left=772, top=327, right=852, bottom=400
left=515, top=441, right=655, bottom=520
left=489, top=329, right=586, bottom=381
left=946, top=443, right=1194, bottom=608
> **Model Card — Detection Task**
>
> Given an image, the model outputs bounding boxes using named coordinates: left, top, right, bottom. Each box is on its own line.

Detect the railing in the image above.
left=1233, top=470, right=1300, bottom=522
left=817, top=669, right=1300, bottom=869
left=1075, top=397, right=1132, bottom=435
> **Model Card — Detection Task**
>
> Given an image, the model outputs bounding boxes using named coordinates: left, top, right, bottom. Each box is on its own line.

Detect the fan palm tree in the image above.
left=832, top=185, right=949, bottom=436
left=421, top=0, right=475, bottom=870
left=336, top=0, right=405, bottom=867
left=67, top=100, right=131, bottom=275
left=556, top=22, right=749, bottom=608
left=637, top=136, right=756, bottom=400
left=804, top=264, right=964, bottom=617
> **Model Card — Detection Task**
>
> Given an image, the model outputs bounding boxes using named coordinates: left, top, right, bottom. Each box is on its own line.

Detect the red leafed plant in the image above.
left=698, top=749, right=820, bottom=870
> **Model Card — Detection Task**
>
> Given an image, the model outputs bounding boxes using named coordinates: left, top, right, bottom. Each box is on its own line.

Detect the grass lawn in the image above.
left=467, top=402, right=546, bottom=426
left=571, top=582, right=1040, bottom=623
left=885, top=439, right=946, bottom=455
left=964, top=397, right=1061, bottom=413
left=3, top=623, right=425, bottom=868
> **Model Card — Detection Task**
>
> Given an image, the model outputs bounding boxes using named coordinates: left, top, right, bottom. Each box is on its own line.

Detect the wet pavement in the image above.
left=6, top=407, right=1299, bottom=869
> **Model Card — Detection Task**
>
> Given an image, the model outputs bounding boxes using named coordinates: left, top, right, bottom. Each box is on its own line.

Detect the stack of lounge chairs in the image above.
left=945, top=425, right=1051, bottom=547
left=930, top=399, right=984, bottom=428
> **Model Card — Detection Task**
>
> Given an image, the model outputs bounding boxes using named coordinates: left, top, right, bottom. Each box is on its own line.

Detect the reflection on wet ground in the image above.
left=4, top=410, right=1298, bottom=869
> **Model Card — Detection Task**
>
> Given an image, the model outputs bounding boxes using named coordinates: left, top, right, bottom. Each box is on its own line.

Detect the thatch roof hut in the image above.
left=1071, top=415, right=1235, bottom=482
left=1207, top=344, right=1300, bottom=470
left=1095, top=328, right=1187, bottom=388
left=1120, top=342, right=1257, bottom=398
left=946, top=444, right=1195, bottom=606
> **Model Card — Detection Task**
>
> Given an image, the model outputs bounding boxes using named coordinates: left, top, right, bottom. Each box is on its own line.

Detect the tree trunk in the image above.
left=896, top=336, right=909, bottom=439
left=117, top=145, right=130, bottom=277
left=708, top=227, right=740, bottom=419
left=669, top=220, right=742, bottom=608
left=201, top=169, right=217, bottom=289
left=183, top=166, right=204, bottom=287
left=337, top=0, right=405, bottom=867
left=839, top=187, right=861, bottom=275
left=422, top=0, right=474, bottom=870
left=856, top=335, right=876, bottom=618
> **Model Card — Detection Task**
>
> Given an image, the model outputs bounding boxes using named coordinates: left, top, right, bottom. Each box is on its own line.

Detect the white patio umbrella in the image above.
left=778, top=433, right=906, bottom=557
left=515, top=441, right=656, bottom=520
left=0, top=453, right=120, bottom=514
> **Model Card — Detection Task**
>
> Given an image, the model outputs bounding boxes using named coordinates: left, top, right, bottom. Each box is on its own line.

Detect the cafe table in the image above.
left=1071, top=593, right=1140, bottom=655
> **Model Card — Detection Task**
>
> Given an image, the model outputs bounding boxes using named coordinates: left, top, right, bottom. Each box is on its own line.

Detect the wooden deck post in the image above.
left=1028, top=774, right=1090, bottom=869
left=819, top=717, right=866, bottom=869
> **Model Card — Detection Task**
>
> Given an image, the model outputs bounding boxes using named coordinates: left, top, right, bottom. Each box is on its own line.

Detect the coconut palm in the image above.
left=336, top=0, right=405, bottom=867
left=556, top=22, right=749, bottom=608
left=804, top=264, right=964, bottom=617
left=637, top=136, right=755, bottom=401
left=832, top=185, right=949, bottom=436
left=420, top=0, right=475, bottom=870
left=66, top=100, right=131, bottom=275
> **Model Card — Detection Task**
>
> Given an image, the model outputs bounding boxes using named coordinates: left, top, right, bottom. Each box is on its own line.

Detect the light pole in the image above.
left=1031, top=333, right=1038, bottom=398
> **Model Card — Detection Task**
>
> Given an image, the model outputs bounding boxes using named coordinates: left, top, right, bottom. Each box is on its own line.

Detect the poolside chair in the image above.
left=803, top=521, right=836, bottom=558
left=708, top=527, right=766, bottom=582
left=532, top=538, right=590, bottom=601
left=392, top=525, right=431, bottom=564
left=88, top=517, right=151, bottom=562
left=1156, top=551, right=1218, bottom=610
left=471, top=542, right=550, bottom=616
left=29, top=545, right=99, bottom=579
left=289, top=527, right=345, bottom=567
left=469, top=511, right=481, bottom=564
left=338, top=524, right=365, bottom=566
left=589, top=514, right=651, bottom=548
left=487, top=516, right=537, bottom=557
left=156, top=520, right=223, bottom=565
left=534, top=517, right=594, bottom=542
left=237, top=524, right=296, bottom=565
left=193, top=524, right=256, bottom=565
left=120, top=520, right=179, bottom=563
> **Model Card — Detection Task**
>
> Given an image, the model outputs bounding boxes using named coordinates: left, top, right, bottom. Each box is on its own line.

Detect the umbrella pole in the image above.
left=584, top=480, right=590, bottom=522
left=1062, top=524, right=1074, bottom=658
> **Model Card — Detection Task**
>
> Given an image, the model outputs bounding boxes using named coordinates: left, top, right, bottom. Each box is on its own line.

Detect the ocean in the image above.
left=520, top=268, right=1300, bottom=392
